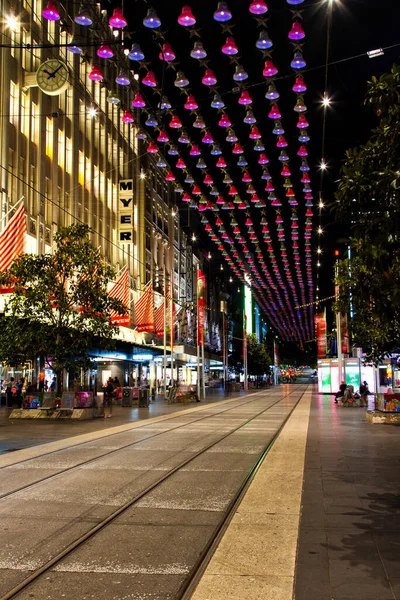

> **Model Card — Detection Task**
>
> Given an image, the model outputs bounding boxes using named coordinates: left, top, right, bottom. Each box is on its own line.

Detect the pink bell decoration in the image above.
left=292, top=76, right=307, bottom=93
left=288, top=21, right=305, bottom=41
left=88, top=65, right=103, bottom=81
left=202, top=131, right=214, bottom=144
left=159, top=43, right=176, bottom=62
left=157, top=130, right=169, bottom=143
left=42, top=0, right=60, bottom=20
left=170, top=115, right=182, bottom=129
left=265, top=181, right=274, bottom=192
left=147, top=141, right=158, bottom=154
left=142, top=71, right=157, bottom=87
left=306, top=208, right=313, bottom=217
left=276, top=136, right=288, bottom=148
left=222, top=36, right=238, bottom=55
left=192, top=186, right=202, bottom=196
left=249, top=0, right=268, bottom=14
left=228, top=185, right=238, bottom=195
left=297, top=115, right=309, bottom=128
left=178, top=5, right=196, bottom=26
left=286, top=188, right=295, bottom=197
left=97, top=43, right=114, bottom=59
left=232, top=143, right=243, bottom=154
left=281, top=165, right=291, bottom=177
left=301, top=172, right=310, bottom=182
left=216, top=157, right=227, bottom=168
left=216, top=195, right=225, bottom=204
left=176, top=158, right=186, bottom=169
left=298, top=145, right=308, bottom=157
left=204, top=174, right=213, bottom=185
left=242, top=172, right=252, bottom=182
left=121, top=109, right=134, bottom=123
left=184, top=95, right=198, bottom=110
left=250, top=194, right=260, bottom=203
left=258, top=153, right=269, bottom=165
left=109, top=7, right=127, bottom=28
left=132, top=93, right=146, bottom=108
left=305, top=192, right=313, bottom=200
left=182, top=192, right=191, bottom=202
left=202, top=69, right=217, bottom=86
left=249, top=126, right=261, bottom=139
left=219, top=113, right=232, bottom=127
left=190, top=144, right=201, bottom=156
left=238, top=90, right=252, bottom=105
left=263, top=60, right=278, bottom=77
left=165, top=171, right=176, bottom=181
left=268, top=104, right=281, bottom=119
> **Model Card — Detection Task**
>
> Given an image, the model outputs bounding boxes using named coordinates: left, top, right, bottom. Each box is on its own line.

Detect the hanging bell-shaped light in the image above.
left=249, top=0, right=268, bottom=14
left=128, top=43, right=144, bottom=61
left=238, top=90, right=252, bottom=105
left=300, top=159, right=310, bottom=171
left=233, top=65, right=248, bottom=82
left=258, top=153, right=269, bottom=164
left=263, top=59, right=278, bottom=77
left=297, top=114, right=309, bottom=128
left=287, top=0, right=304, bottom=5
left=142, top=71, right=157, bottom=87
left=174, top=71, right=189, bottom=88
left=143, top=8, right=161, bottom=28
left=219, top=113, right=232, bottom=127
left=298, top=129, right=310, bottom=142
left=301, top=171, right=310, bottom=181
left=159, top=96, right=171, bottom=110
left=42, top=0, right=60, bottom=20
left=202, top=69, right=217, bottom=86
left=185, top=174, right=194, bottom=183
left=159, top=43, right=175, bottom=62
left=202, top=130, right=214, bottom=144
left=97, top=43, right=114, bottom=59
left=88, top=66, right=102, bottom=83
left=67, top=36, right=83, bottom=54
left=232, top=143, right=244, bottom=154
left=184, top=95, right=198, bottom=110
left=222, top=36, right=238, bottom=55
left=197, top=158, right=207, bottom=169
left=121, top=109, right=135, bottom=124
left=211, top=93, right=225, bottom=109
left=107, top=90, right=120, bottom=104
left=261, top=168, right=271, bottom=180
left=226, top=129, right=238, bottom=142
left=256, top=29, right=273, bottom=49
left=190, top=40, right=207, bottom=59
left=294, top=96, right=307, bottom=112
left=109, top=7, right=127, bottom=28
left=243, top=110, right=256, bottom=124
left=176, top=157, right=186, bottom=169
left=278, top=150, right=289, bottom=161
left=165, top=171, right=176, bottom=182
left=265, top=181, right=274, bottom=191
left=178, top=130, right=190, bottom=144
left=204, top=174, right=213, bottom=185
left=115, top=69, right=130, bottom=86
left=214, top=1, right=232, bottom=21
left=293, top=75, right=307, bottom=93
left=193, top=115, right=206, bottom=129
left=281, top=164, right=291, bottom=177
left=170, top=115, right=182, bottom=129
left=288, top=20, right=305, bottom=40
left=291, top=50, right=306, bottom=69
left=168, top=143, right=178, bottom=155
left=276, top=135, right=288, bottom=148
left=223, top=173, right=233, bottom=184
left=178, top=5, right=196, bottom=26
left=75, top=6, right=92, bottom=26
left=190, top=144, right=201, bottom=156
left=265, top=83, right=280, bottom=100
left=132, top=92, right=145, bottom=108
left=145, top=113, right=158, bottom=127
left=268, top=104, right=281, bottom=119
left=182, top=192, right=191, bottom=202
left=211, top=144, right=222, bottom=155
left=249, top=126, right=261, bottom=139
left=272, top=120, right=285, bottom=135
left=157, top=130, right=169, bottom=142
left=254, top=140, right=265, bottom=151
left=136, top=131, right=147, bottom=140
left=147, top=141, right=158, bottom=154
left=242, top=172, right=252, bottom=182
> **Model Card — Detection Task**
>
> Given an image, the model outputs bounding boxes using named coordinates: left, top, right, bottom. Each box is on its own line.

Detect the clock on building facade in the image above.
left=36, top=59, right=70, bottom=96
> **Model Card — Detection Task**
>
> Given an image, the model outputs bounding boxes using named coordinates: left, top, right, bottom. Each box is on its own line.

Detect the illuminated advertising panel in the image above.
left=345, top=358, right=361, bottom=389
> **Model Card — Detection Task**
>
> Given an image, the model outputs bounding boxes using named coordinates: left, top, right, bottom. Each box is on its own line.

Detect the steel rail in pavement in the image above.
left=0, top=385, right=305, bottom=600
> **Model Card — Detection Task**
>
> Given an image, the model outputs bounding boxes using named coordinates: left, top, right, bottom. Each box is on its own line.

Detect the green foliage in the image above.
left=247, top=334, right=272, bottom=376
left=335, top=65, right=400, bottom=361
left=0, top=224, right=126, bottom=390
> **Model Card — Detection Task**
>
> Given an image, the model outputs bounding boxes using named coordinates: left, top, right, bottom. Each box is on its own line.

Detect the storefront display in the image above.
left=377, top=393, right=400, bottom=412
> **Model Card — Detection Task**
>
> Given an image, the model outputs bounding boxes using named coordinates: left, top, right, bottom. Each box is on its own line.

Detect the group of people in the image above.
left=102, top=377, right=122, bottom=418
left=334, top=380, right=371, bottom=407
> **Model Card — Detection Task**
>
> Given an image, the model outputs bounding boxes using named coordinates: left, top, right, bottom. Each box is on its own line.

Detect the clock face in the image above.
left=36, top=59, right=70, bottom=96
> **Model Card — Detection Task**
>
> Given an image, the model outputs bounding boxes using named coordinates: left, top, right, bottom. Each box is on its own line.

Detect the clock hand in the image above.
left=49, top=64, right=64, bottom=78
left=44, top=69, right=53, bottom=77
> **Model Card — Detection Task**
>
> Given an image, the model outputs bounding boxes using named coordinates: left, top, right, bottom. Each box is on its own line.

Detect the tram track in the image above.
left=0, top=385, right=306, bottom=600
left=1, top=388, right=280, bottom=500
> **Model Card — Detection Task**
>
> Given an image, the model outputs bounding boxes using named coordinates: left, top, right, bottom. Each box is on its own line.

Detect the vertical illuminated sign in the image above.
left=118, top=179, right=134, bottom=244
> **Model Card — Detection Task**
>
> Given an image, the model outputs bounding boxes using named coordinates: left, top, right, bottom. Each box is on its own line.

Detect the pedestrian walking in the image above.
left=103, top=377, right=114, bottom=418
left=359, top=380, right=369, bottom=408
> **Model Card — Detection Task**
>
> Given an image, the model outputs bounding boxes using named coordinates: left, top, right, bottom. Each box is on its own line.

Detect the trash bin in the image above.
left=139, top=388, right=150, bottom=408
left=122, top=387, right=132, bottom=407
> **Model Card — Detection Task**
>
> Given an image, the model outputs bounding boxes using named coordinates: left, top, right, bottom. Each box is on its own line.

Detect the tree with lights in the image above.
left=247, top=334, right=272, bottom=377
left=335, top=65, right=400, bottom=361
left=0, top=224, right=126, bottom=395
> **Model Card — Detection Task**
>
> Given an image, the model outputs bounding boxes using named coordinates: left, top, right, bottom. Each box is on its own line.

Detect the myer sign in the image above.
left=118, top=180, right=134, bottom=244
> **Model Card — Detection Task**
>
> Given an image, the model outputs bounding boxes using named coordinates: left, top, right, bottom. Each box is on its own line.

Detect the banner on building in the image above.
left=135, top=282, right=154, bottom=332
left=0, top=203, right=27, bottom=294
left=108, top=267, right=130, bottom=326
left=340, top=313, right=350, bottom=355
left=154, top=300, right=164, bottom=337
left=197, top=269, right=206, bottom=346
left=118, top=180, right=134, bottom=244
left=315, top=311, right=327, bottom=359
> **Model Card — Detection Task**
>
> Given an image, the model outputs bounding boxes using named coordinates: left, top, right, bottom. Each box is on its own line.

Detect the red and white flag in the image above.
left=155, top=301, right=164, bottom=337
left=109, top=267, right=130, bottom=326
left=0, top=204, right=27, bottom=293
left=135, top=282, right=154, bottom=332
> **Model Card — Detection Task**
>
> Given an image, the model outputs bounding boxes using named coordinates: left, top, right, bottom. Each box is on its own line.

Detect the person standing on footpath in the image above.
left=359, top=381, right=370, bottom=408
left=103, top=377, right=114, bottom=418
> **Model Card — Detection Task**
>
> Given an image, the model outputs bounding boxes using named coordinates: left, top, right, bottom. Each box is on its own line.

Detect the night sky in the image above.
left=121, top=0, right=400, bottom=348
